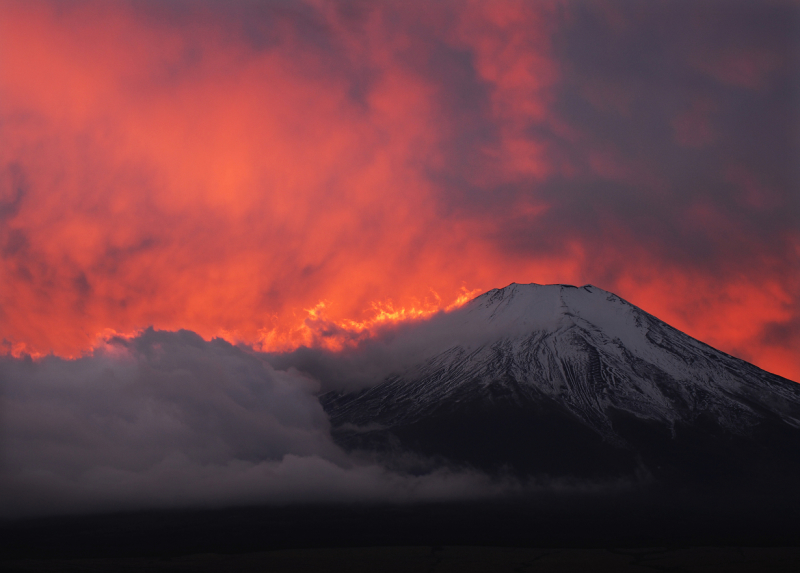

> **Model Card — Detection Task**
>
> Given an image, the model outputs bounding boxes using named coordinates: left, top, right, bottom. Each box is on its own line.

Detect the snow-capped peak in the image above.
left=324, top=282, right=800, bottom=448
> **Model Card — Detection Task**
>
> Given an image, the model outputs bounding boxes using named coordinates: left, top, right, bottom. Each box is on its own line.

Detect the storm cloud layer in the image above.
left=0, top=330, right=511, bottom=518
left=0, top=3, right=798, bottom=379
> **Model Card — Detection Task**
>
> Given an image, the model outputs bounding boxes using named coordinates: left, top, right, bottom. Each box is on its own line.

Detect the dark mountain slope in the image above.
left=322, top=284, right=800, bottom=491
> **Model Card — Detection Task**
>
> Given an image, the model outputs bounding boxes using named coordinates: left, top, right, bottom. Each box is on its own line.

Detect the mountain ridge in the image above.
left=321, top=282, right=800, bottom=484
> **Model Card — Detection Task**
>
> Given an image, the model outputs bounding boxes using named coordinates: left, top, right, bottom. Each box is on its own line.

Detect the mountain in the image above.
left=321, top=283, right=800, bottom=492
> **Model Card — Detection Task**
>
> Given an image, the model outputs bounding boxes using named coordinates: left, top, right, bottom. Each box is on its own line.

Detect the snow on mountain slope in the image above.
left=323, top=283, right=800, bottom=451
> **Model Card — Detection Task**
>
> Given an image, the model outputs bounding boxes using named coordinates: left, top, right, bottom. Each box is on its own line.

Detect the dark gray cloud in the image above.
left=0, top=329, right=510, bottom=518
left=426, top=0, right=799, bottom=276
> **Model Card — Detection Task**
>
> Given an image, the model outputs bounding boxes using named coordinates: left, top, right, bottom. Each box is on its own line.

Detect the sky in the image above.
left=0, top=0, right=798, bottom=381
left=0, top=0, right=798, bottom=518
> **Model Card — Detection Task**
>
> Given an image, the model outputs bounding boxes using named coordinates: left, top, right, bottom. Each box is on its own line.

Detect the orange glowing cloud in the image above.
left=0, top=1, right=560, bottom=352
left=0, top=0, right=798, bottom=382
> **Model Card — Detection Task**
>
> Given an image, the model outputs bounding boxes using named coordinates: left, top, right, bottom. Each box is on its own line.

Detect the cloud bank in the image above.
left=0, top=330, right=509, bottom=518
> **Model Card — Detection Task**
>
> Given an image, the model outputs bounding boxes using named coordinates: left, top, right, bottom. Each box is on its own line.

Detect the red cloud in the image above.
left=692, top=47, right=785, bottom=91
left=672, top=98, right=717, bottom=148
left=0, top=1, right=797, bottom=383
left=0, top=1, right=559, bottom=351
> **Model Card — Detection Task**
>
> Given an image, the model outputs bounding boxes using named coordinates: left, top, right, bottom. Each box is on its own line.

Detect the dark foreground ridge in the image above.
left=3, top=497, right=800, bottom=566
left=4, top=546, right=800, bottom=573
